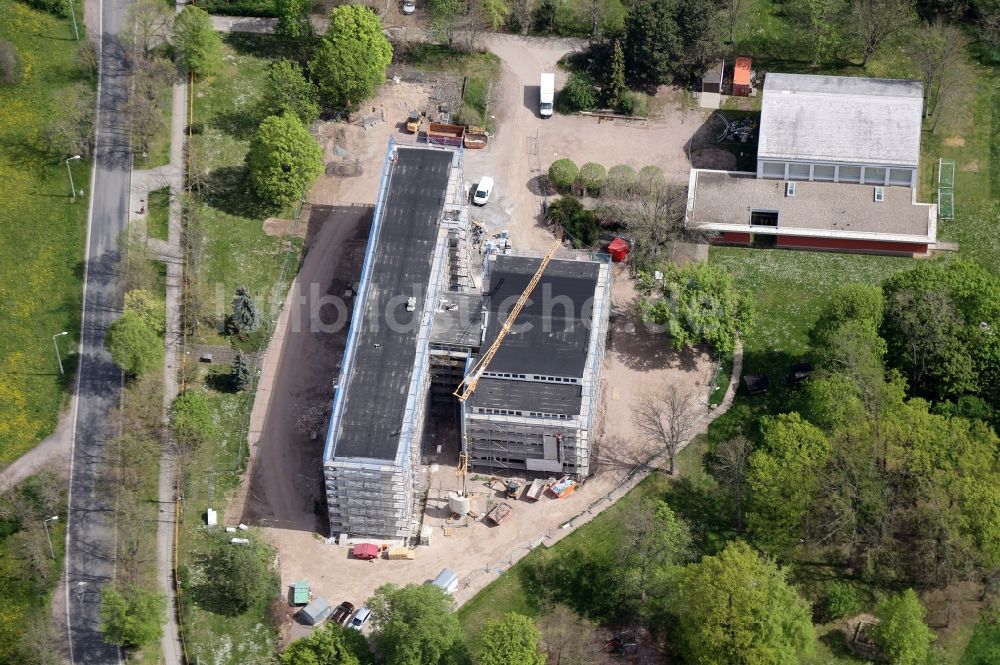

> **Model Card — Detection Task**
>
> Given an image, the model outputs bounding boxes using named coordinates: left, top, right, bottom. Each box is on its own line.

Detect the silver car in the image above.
left=402, top=0, right=416, bottom=14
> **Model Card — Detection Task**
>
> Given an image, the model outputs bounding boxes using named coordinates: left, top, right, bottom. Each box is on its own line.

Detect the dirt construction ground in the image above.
left=226, top=34, right=722, bottom=642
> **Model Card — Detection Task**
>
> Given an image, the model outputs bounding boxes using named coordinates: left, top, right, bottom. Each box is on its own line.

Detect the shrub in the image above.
left=105, top=311, right=163, bottom=376
left=193, top=533, right=279, bottom=616
left=818, top=582, right=862, bottom=622
left=546, top=196, right=599, bottom=248
left=637, top=164, right=666, bottom=194
left=21, top=0, right=66, bottom=16
left=99, top=587, right=166, bottom=648
left=0, top=40, right=23, bottom=85
left=606, top=164, right=636, bottom=196
left=547, top=158, right=579, bottom=192
left=124, top=289, right=166, bottom=335
left=555, top=72, right=598, bottom=113
left=620, top=91, right=649, bottom=117
left=169, top=391, right=218, bottom=452
left=174, top=6, right=224, bottom=76
left=576, top=162, right=606, bottom=196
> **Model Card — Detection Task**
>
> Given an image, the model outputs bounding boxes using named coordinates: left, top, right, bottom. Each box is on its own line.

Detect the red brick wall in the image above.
left=775, top=235, right=928, bottom=255
left=713, top=232, right=753, bottom=245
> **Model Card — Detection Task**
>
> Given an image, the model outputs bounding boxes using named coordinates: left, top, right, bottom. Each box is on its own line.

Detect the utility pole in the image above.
left=52, top=331, right=69, bottom=375
left=65, top=155, right=82, bottom=200
left=66, top=0, right=79, bottom=40
left=43, top=516, right=59, bottom=560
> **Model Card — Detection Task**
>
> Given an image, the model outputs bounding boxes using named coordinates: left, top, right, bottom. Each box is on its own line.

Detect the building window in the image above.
left=889, top=168, right=912, bottom=186
left=812, top=164, right=835, bottom=181
left=874, top=187, right=885, bottom=202
left=863, top=167, right=887, bottom=185
left=749, top=210, right=779, bottom=227
left=787, top=163, right=810, bottom=180
left=761, top=161, right=786, bottom=179
left=785, top=182, right=796, bottom=197
left=838, top=166, right=862, bottom=183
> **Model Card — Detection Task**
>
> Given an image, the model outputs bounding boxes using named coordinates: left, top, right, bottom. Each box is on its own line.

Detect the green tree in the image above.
left=231, top=351, right=252, bottom=392
left=872, top=589, right=935, bottom=665
left=849, top=0, right=916, bottom=66
left=623, top=0, right=679, bottom=85
left=169, top=391, right=217, bottom=453
left=547, top=158, right=579, bottom=192
left=428, top=0, right=464, bottom=47
left=606, top=39, right=628, bottom=110
left=640, top=262, right=755, bottom=355
left=545, top=196, right=598, bottom=247
left=671, top=541, right=815, bottom=664
left=231, top=285, right=262, bottom=334
left=173, top=6, right=223, bottom=76
left=194, top=533, right=279, bottom=616
left=105, top=311, right=163, bottom=376
left=747, top=413, right=830, bottom=553
left=0, top=40, right=23, bottom=85
left=281, top=622, right=371, bottom=665
left=575, top=162, right=606, bottom=196
left=124, top=288, right=166, bottom=335
left=309, top=6, right=392, bottom=111
left=275, top=0, right=313, bottom=40
left=247, top=113, right=323, bottom=208
left=882, top=260, right=1000, bottom=404
left=369, top=583, right=468, bottom=665
left=555, top=72, right=598, bottom=112
left=260, top=59, right=321, bottom=125
left=99, top=587, right=167, bottom=648
left=478, top=613, right=545, bottom=665
left=812, top=283, right=884, bottom=336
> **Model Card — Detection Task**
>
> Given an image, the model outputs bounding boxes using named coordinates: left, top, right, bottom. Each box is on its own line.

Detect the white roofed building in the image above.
left=755, top=74, right=923, bottom=188
left=685, top=73, right=938, bottom=256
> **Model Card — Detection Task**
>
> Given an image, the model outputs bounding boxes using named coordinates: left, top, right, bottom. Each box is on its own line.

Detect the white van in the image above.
left=539, top=73, right=554, bottom=117
left=349, top=606, right=371, bottom=631
left=472, top=177, right=494, bottom=206
left=430, top=568, right=459, bottom=594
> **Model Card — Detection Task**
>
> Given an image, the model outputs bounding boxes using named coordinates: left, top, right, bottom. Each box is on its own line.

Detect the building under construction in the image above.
left=323, top=141, right=610, bottom=540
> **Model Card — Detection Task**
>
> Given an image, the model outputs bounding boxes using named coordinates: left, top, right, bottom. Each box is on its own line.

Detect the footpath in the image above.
left=129, top=1, right=188, bottom=661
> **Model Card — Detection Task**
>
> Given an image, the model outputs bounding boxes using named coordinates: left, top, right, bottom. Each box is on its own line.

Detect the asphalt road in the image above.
left=65, top=0, right=132, bottom=661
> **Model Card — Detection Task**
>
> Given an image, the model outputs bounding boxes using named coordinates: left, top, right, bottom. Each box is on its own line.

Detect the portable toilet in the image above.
left=291, top=580, right=310, bottom=606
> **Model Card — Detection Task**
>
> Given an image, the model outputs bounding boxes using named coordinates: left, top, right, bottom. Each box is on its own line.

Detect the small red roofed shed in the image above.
left=733, top=57, right=752, bottom=96
left=353, top=543, right=379, bottom=560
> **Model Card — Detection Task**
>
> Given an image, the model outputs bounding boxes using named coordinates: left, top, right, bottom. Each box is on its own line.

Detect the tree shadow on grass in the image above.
left=210, top=107, right=261, bottom=141
left=203, top=165, right=275, bottom=219
left=664, top=475, right=736, bottom=556
left=223, top=32, right=305, bottom=62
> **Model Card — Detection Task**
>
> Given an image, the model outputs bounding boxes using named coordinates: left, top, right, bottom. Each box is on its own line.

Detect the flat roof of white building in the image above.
left=686, top=170, right=936, bottom=243
left=758, top=73, right=923, bottom=168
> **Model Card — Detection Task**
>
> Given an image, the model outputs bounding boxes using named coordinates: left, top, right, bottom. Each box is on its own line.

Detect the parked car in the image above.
left=332, top=601, right=355, bottom=625
left=472, top=177, right=494, bottom=206
left=402, top=0, right=416, bottom=13
left=349, top=607, right=372, bottom=631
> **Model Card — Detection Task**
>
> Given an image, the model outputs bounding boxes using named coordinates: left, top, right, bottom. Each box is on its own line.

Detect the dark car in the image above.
left=332, top=601, right=355, bottom=625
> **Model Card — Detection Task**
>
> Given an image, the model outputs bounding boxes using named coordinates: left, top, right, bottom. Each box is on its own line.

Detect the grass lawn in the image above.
left=179, top=34, right=303, bottom=664
left=177, top=365, right=273, bottom=665
left=187, top=34, right=300, bottom=347
left=146, top=187, right=170, bottom=240
left=0, top=1, right=91, bottom=466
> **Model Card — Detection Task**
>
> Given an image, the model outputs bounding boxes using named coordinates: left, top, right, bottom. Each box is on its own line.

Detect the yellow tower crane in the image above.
left=453, top=238, right=562, bottom=403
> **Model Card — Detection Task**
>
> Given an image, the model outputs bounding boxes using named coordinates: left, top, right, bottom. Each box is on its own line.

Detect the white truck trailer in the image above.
left=539, top=73, right=554, bottom=118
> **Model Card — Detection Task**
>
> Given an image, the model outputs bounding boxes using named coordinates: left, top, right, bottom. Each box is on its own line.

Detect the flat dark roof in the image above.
left=481, top=256, right=599, bottom=377
left=469, top=377, right=583, bottom=415
left=333, top=147, right=454, bottom=460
